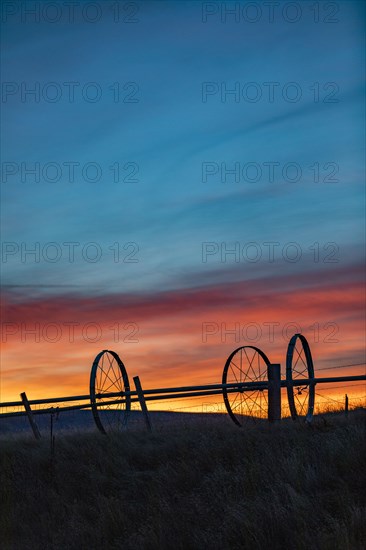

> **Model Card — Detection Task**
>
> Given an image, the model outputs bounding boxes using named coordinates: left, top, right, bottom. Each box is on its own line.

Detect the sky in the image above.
left=1, top=0, right=365, bottom=414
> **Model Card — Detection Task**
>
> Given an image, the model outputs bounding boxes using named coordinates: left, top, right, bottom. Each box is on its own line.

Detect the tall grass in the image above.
left=1, top=411, right=365, bottom=550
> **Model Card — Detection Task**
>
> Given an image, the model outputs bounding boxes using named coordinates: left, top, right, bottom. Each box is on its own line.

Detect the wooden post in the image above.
left=267, top=364, right=281, bottom=424
left=133, top=376, right=153, bottom=432
left=20, top=392, right=41, bottom=439
left=345, top=394, right=349, bottom=416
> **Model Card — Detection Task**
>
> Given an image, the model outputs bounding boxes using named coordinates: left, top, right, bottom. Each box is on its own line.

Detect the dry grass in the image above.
left=1, top=411, right=365, bottom=550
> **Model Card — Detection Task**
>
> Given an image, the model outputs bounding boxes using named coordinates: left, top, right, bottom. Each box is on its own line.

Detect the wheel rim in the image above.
left=222, top=346, right=271, bottom=426
left=286, top=334, right=315, bottom=421
left=90, top=350, right=131, bottom=434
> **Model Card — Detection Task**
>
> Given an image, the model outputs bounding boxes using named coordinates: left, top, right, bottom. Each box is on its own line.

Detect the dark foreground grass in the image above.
left=1, top=411, right=365, bottom=550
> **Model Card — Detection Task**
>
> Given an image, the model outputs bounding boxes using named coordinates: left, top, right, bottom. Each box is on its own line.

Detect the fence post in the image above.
left=267, top=364, right=281, bottom=424
left=133, top=376, right=153, bottom=432
left=20, top=392, right=41, bottom=439
left=345, top=394, right=349, bottom=416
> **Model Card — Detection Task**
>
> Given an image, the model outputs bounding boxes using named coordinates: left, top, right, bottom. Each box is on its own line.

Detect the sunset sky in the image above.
left=1, top=1, right=365, bottom=413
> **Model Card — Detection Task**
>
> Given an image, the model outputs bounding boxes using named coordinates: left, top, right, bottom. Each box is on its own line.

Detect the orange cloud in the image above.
left=1, top=264, right=365, bottom=412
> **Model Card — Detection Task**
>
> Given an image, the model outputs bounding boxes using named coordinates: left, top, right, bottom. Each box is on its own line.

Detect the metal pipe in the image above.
left=0, top=385, right=267, bottom=418
left=0, top=401, right=93, bottom=418
left=281, top=375, right=366, bottom=388
left=1, top=375, right=364, bottom=417
left=0, top=394, right=92, bottom=408
left=0, top=381, right=268, bottom=409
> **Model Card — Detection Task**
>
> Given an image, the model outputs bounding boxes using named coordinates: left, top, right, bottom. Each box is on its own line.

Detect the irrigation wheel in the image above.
left=286, top=334, right=315, bottom=422
left=90, top=350, right=131, bottom=434
left=222, top=346, right=271, bottom=426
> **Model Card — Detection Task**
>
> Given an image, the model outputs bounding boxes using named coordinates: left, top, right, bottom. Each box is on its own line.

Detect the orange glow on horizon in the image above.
left=1, top=270, right=365, bottom=411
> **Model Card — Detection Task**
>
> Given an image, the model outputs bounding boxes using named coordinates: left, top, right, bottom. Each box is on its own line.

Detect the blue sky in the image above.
left=2, top=0, right=364, bottom=295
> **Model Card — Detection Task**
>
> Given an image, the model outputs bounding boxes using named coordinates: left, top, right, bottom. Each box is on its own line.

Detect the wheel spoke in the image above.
left=99, top=354, right=112, bottom=393
left=287, top=334, right=314, bottom=421
left=91, top=351, right=130, bottom=434
left=224, top=346, right=271, bottom=425
left=229, top=364, right=240, bottom=384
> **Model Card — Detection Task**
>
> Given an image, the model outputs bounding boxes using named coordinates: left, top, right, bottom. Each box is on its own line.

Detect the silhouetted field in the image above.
left=1, top=410, right=365, bottom=550
left=0, top=409, right=226, bottom=435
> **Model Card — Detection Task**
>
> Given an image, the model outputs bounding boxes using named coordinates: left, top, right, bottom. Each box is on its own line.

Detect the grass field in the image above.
left=1, top=410, right=365, bottom=550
